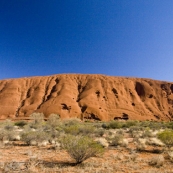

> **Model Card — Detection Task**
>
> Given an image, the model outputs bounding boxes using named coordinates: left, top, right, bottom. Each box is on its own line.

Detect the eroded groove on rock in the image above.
left=135, top=82, right=145, bottom=97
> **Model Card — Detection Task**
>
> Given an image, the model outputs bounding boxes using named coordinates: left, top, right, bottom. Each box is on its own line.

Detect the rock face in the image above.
left=0, top=74, right=173, bottom=121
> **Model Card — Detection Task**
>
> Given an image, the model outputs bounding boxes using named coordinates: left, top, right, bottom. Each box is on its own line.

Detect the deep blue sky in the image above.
left=1, top=0, right=173, bottom=81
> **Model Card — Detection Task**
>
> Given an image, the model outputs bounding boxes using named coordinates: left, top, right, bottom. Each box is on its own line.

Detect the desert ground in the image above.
left=0, top=115, right=173, bottom=173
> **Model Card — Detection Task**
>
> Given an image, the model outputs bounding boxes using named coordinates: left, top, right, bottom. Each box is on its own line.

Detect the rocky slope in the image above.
left=0, top=74, right=173, bottom=121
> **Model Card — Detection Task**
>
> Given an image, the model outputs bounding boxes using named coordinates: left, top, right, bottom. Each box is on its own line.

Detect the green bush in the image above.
left=63, top=125, right=80, bottom=135
left=166, top=122, right=173, bottom=129
left=60, top=135, right=104, bottom=164
left=122, top=120, right=139, bottom=128
left=63, top=124, right=96, bottom=136
left=14, top=121, right=27, bottom=127
left=109, top=121, right=123, bottom=129
left=148, top=122, right=166, bottom=130
left=101, top=123, right=109, bottom=129
left=158, top=130, right=173, bottom=149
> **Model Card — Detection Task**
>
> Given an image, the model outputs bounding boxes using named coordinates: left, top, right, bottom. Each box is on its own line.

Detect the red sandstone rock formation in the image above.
left=0, top=74, right=173, bottom=121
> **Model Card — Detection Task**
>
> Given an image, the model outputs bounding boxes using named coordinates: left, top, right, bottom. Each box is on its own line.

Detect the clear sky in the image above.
left=1, top=0, right=173, bottom=81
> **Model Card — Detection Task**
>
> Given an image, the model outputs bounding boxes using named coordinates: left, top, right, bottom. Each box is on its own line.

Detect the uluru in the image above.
left=0, top=74, right=173, bottom=121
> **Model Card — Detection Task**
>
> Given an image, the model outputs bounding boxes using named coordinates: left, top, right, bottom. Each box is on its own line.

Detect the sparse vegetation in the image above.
left=1, top=118, right=173, bottom=172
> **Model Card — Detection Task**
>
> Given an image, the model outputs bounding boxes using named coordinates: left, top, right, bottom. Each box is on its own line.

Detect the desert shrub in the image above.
left=78, top=125, right=96, bottom=136
left=21, top=131, right=50, bottom=145
left=63, top=124, right=96, bottom=136
left=166, top=121, right=173, bottom=129
left=167, top=151, right=173, bottom=162
left=23, top=124, right=33, bottom=132
left=135, top=138, right=147, bottom=151
left=43, top=114, right=62, bottom=138
left=142, top=127, right=153, bottom=138
left=95, top=137, right=109, bottom=148
left=129, top=125, right=144, bottom=132
left=0, top=119, right=14, bottom=131
left=0, top=130, right=7, bottom=140
left=116, top=129, right=124, bottom=135
left=62, top=118, right=81, bottom=126
left=29, top=112, right=45, bottom=129
left=149, top=155, right=164, bottom=167
left=60, top=135, right=104, bottom=164
left=0, top=120, right=17, bottom=142
left=138, top=121, right=166, bottom=130
left=111, top=134, right=123, bottom=146
left=139, top=121, right=151, bottom=128
left=158, top=130, right=173, bottom=149
left=136, top=142, right=146, bottom=151
left=122, top=120, right=139, bottom=128
left=148, top=121, right=166, bottom=130
left=14, top=120, right=27, bottom=127
left=91, top=122, right=103, bottom=128
left=128, top=126, right=144, bottom=138
left=63, top=125, right=80, bottom=135
left=42, top=124, right=60, bottom=139
left=94, top=128, right=105, bottom=137
left=109, top=121, right=123, bottom=129
left=0, top=130, right=17, bottom=141
left=47, top=114, right=60, bottom=128
left=101, top=123, right=109, bottom=129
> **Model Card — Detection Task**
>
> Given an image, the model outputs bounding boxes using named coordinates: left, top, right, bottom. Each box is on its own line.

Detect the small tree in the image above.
left=60, top=135, right=104, bottom=164
left=158, top=130, right=173, bottom=149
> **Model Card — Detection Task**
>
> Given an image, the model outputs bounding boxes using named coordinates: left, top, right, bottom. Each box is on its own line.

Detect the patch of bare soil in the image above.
left=0, top=143, right=172, bottom=173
